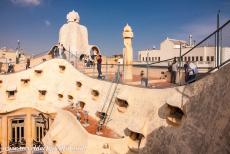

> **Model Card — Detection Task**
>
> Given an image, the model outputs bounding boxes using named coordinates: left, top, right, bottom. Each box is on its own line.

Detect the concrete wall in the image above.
left=138, top=62, right=230, bottom=154
left=0, top=58, right=229, bottom=153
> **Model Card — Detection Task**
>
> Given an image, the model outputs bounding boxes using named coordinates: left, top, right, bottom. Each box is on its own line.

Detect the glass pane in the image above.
left=17, top=127, right=19, bottom=141
left=19, top=120, right=24, bottom=123
left=40, top=127, right=42, bottom=139
left=12, top=120, right=17, bottom=124
left=21, top=127, right=24, bottom=138
left=12, top=127, right=15, bottom=141
left=36, top=127, right=39, bottom=141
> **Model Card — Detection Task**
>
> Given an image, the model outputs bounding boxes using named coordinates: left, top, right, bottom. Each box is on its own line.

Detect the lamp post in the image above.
left=179, top=43, right=182, bottom=85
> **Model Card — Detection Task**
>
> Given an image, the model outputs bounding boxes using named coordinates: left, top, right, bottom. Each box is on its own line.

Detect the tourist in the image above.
left=54, top=43, right=60, bottom=58
left=187, top=62, right=198, bottom=83
left=76, top=111, right=81, bottom=121
left=184, top=61, right=189, bottom=83
left=7, top=59, right=14, bottom=73
left=58, top=44, right=64, bottom=58
left=0, top=62, right=2, bottom=73
left=140, top=70, right=145, bottom=86
left=60, top=44, right=67, bottom=59
left=50, top=44, right=58, bottom=58
left=26, top=58, right=30, bottom=69
left=171, top=57, right=178, bottom=84
left=16, top=49, right=19, bottom=64
left=96, top=54, right=102, bottom=79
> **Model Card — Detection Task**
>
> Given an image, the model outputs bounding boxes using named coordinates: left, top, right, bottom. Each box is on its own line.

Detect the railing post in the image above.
left=217, top=10, right=220, bottom=69
left=146, top=52, right=149, bottom=87
left=179, top=43, right=182, bottom=85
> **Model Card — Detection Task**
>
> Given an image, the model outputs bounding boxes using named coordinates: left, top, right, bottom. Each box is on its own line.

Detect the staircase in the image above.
left=99, top=65, right=122, bottom=126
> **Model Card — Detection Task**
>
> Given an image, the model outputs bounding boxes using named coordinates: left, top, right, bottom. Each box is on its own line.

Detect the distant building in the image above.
left=138, top=37, right=230, bottom=68
left=0, top=47, right=29, bottom=63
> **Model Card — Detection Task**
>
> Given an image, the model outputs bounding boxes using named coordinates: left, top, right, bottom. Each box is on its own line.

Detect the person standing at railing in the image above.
left=16, top=49, right=20, bottom=64
left=171, top=57, right=178, bottom=84
left=187, top=62, right=198, bottom=83
left=0, top=62, right=2, bottom=73
left=7, top=59, right=14, bottom=73
left=58, top=44, right=65, bottom=58
left=184, top=61, right=189, bottom=83
left=26, top=57, right=30, bottom=69
left=53, top=43, right=59, bottom=58
left=96, top=54, right=102, bottom=79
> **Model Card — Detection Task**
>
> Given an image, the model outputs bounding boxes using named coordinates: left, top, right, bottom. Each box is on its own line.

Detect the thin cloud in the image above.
left=10, top=0, right=42, bottom=6
left=45, top=20, right=51, bottom=27
left=171, top=15, right=230, bottom=47
left=171, top=16, right=229, bottom=42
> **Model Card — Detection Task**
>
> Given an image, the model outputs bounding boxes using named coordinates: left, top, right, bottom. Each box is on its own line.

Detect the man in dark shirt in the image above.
left=97, top=55, right=102, bottom=79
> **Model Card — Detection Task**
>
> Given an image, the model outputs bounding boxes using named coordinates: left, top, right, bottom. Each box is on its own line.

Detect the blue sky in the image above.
left=0, top=0, right=229, bottom=57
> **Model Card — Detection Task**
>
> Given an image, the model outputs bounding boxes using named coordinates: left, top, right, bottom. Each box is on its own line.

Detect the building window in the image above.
left=149, top=57, right=151, bottom=61
left=158, top=57, right=160, bottom=61
left=188, top=57, right=191, bottom=61
left=155, top=57, right=157, bottom=60
left=35, top=118, right=46, bottom=143
left=145, top=57, right=148, bottom=61
left=152, top=57, right=154, bottom=61
left=200, top=56, right=203, bottom=61
left=184, top=57, right=187, bottom=62
left=192, top=56, right=194, bottom=61
left=211, top=56, right=214, bottom=61
left=142, top=57, right=144, bottom=61
left=207, top=56, right=210, bottom=61
left=196, top=56, right=199, bottom=61
left=10, top=119, right=26, bottom=147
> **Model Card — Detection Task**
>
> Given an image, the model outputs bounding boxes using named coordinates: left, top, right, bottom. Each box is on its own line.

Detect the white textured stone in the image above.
left=59, top=10, right=100, bottom=58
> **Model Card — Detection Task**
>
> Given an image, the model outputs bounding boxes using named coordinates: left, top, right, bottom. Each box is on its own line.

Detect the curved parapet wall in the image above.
left=0, top=58, right=229, bottom=153
left=138, top=63, right=230, bottom=154
left=43, top=110, right=128, bottom=154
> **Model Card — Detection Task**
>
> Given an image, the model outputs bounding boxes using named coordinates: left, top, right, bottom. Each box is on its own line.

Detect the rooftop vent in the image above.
left=6, top=85, right=17, bottom=100
left=91, top=89, right=100, bottom=100
left=76, top=81, right=82, bottom=89
left=79, top=101, right=85, bottom=109
left=68, top=94, right=74, bottom=101
left=58, top=93, right=63, bottom=99
left=34, top=69, right=43, bottom=74
left=21, top=78, right=30, bottom=84
left=59, top=65, right=66, bottom=72
left=38, top=85, right=47, bottom=100
left=166, top=104, right=184, bottom=126
left=115, top=98, right=129, bottom=113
